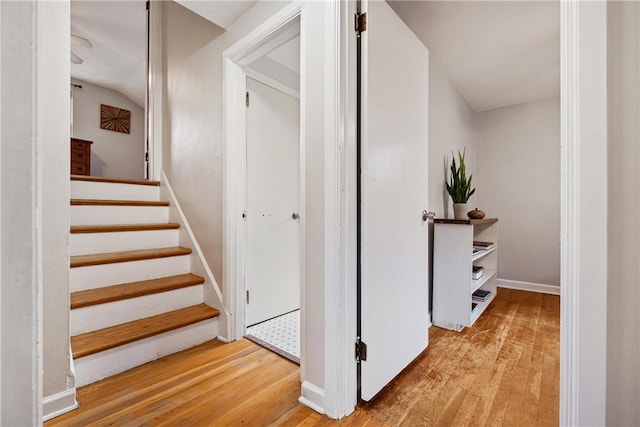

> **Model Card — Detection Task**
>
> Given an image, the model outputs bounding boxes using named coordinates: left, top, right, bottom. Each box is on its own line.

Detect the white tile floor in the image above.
left=246, top=309, right=300, bottom=364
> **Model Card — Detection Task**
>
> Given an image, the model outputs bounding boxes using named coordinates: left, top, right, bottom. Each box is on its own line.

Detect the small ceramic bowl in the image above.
left=467, top=208, right=486, bottom=219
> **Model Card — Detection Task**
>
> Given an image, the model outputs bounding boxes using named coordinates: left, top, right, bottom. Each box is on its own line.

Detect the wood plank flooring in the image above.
left=47, top=288, right=559, bottom=426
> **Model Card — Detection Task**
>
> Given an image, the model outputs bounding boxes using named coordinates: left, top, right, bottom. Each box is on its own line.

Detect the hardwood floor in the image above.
left=46, top=288, right=559, bottom=426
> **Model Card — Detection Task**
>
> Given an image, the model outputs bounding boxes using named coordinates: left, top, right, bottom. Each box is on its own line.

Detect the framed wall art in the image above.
left=100, top=104, right=131, bottom=134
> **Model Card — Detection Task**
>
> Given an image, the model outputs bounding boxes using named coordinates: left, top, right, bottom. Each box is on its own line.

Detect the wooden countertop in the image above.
left=434, top=218, right=498, bottom=225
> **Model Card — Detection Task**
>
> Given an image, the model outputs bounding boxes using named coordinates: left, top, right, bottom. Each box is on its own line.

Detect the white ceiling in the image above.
left=70, top=1, right=559, bottom=113
left=70, top=1, right=147, bottom=107
left=175, top=0, right=257, bottom=30
left=388, top=1, right=560, bottom=111
left=70, top=1, right=256, bottom=108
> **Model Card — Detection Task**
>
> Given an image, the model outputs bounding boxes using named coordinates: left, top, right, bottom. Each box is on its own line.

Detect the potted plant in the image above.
left=446, top=148, right=475, bottom=219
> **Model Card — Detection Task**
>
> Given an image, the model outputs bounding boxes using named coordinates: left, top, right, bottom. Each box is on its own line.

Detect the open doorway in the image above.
left=352, top=0, right=561, bottom=421
left=223, top=16, right=303, bottom=364
left=70, top=0, right=148, bottom=180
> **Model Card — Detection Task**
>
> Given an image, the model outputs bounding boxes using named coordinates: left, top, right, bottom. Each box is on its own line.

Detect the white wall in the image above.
left=427, top=57, right=476, bottom=314
left=428, top=56, right=477, bottom=220
left=0, top=3, right=41, bottom=424
left=607, top=1, right=640, bottom=425
left=71, top=78, right=145, bottom=180
left=162, top=1, right=226, bottom=285
left=1, top=1, right=73, bottom=424
left=476, top=97, right=560, bottom=288
left=41, top=3, right=76, bottom=422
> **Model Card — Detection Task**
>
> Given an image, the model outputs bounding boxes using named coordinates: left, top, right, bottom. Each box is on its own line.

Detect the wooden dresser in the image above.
left=70, top=138, right=92, bottom=175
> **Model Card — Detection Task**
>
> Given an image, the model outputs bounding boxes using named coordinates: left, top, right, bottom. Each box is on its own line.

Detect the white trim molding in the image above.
left=42, top=388, right=78, bottom=423
left=560, top=1, right=608, bottom=425
left=320, top=0, right=358, bottom=419
left=299, top=381, right=326, bottom=415
left=245, top=68, right=300, bottom=100
left=147, top=0, right=163, bottom=181
left=497, top=279, right=560, bottom=296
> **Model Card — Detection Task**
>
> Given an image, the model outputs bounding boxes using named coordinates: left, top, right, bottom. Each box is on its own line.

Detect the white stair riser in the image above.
left=74, top=318, right=218, bottom=387
left=70, top=229, right=179, bottom=256
left=71, top=285, right=204, bottom=335
left=71, top=205, right=169, bottom=226
left=71, top=181, right=160, bottom=201
left=70, top=255, right=191, bottom=292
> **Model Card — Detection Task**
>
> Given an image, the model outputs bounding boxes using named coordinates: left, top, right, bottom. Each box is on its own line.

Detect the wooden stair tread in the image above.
left=70, top=223, right=180, bottom=233
left=71, top=247, right=192, bottom=268
left=71, top=199, right=169, bottom=207
left=71, top=175, right=160, bottom=186
left=71, top=304, right=220, bottom=358
left=71, top=273, right=205, bottom=309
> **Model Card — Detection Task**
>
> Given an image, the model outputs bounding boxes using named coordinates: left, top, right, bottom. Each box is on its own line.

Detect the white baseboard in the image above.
left=42, top=387, right=78, bottom=422
left=299, top=381, right=326, bottom=415
left=497, top=278, right=560, bottom=295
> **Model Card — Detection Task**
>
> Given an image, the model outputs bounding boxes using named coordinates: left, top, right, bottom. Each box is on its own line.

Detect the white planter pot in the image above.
left=453, top=203, right=468, bottom=220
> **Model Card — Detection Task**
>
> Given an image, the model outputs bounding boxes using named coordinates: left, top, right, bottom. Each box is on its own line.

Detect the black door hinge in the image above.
left=145, top=152, right=149, bottom=162
left=246, top=91, right=250, bottom=107
left=146, top=0, right=150, bottom=11
left=356, top=12, right=367, bottom=35
left=246, top=290, right=250, bottom=304
left=355, top=337, right=368, bottom=362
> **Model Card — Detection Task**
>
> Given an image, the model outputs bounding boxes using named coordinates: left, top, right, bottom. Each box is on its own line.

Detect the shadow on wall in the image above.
left=90, top=154, right=107, bottom=177
left=441, top=156, right=449, bottom=218
left=164, top=2, right=225, bottom=64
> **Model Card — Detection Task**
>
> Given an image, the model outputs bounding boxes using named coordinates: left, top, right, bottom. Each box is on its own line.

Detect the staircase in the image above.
left=69, top=175, right=220, bottom=387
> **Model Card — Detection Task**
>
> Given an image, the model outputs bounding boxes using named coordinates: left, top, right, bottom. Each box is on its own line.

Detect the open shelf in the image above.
left=472, top=245, right=497, bottom=262
left=470, top=291, right=497, bottom=326
left=471, top=268, right=497, bottom=293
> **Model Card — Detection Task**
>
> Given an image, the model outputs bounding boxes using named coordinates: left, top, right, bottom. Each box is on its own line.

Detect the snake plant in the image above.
left=446, top=149, right=475, bottom=203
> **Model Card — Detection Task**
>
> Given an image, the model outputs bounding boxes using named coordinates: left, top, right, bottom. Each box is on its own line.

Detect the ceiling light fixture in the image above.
left=71, top=33, right=92, bottom=65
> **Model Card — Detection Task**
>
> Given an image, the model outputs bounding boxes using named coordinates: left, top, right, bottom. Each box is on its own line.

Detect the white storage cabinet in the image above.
left=432, top=218, right=498, bottom=331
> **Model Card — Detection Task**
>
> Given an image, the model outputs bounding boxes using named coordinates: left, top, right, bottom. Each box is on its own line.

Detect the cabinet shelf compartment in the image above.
left=470, top=291, right=497, bottom=326
left=472, top=246, right=496, bottom=262
left=471, top=268, right=497, bottom=293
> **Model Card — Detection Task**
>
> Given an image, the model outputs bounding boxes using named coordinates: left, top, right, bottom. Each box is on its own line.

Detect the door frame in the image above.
left=223, top=1, right=358, bottom=417
left=146, top=0, right=163, bottom=181
left=559, top=1, right=608, bottom=425
left=222, top=5, right=303, bottom=342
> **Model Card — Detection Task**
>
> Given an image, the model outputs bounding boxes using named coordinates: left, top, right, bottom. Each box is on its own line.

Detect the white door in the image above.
left=246, top=78, right=301, bottom=327
left=360, top=1, right=430, bottom=400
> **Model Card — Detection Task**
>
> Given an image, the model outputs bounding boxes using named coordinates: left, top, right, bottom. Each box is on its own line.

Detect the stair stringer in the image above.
left=160, top=171, right=230, bottom=340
